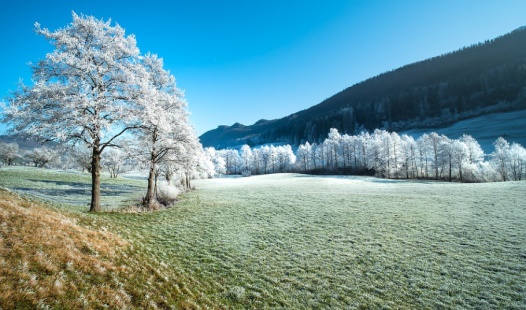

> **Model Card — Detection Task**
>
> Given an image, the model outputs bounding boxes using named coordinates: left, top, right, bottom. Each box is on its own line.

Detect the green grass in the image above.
left=1, top=168, right=525, bottom=308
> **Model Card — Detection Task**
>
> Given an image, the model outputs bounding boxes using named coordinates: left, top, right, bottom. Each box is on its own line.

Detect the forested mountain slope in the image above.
left=201, top=27, right=526, bottom=148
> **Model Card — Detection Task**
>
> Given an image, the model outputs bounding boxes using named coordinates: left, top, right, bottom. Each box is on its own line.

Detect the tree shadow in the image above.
left=22, top=178, right=143, bottom=197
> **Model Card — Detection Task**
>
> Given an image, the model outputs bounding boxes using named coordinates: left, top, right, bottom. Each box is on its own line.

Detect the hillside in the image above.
left=401, top=109, right=526, bottom=153
left=0, top=134, right=45, bottom=151
left=0, top=189, right=132, bottom=308
left=200, top=27, right=526, bottom=149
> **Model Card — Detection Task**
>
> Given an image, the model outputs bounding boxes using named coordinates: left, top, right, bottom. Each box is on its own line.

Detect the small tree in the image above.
left=240, top=144, right=253, bottom=173
left=25, top=146, right=58, bottom=168
left=0, top=142, right=19, bottom=166
left=102, top=148, right=129, bottom=178
left=134, top=54, right=196, bottom=209
left=296, top=142, right=312, bottom=173
left=491, top=137, right=511, bottom=181
left=69, top=145, right=94, bottom=173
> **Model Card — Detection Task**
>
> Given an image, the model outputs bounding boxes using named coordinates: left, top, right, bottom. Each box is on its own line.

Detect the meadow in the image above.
left=1, top=167, right=525, bottom=308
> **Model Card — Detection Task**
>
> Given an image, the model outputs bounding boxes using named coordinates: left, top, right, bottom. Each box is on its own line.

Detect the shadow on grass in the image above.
left=17, top=179, right=143, bottom=199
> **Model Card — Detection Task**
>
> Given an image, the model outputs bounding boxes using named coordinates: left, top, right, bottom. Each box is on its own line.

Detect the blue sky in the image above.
left=1, top=1, right=525, bottom=135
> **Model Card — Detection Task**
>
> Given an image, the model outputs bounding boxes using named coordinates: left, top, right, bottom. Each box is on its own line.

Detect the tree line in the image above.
left=205, top=129, right=526, bottom=183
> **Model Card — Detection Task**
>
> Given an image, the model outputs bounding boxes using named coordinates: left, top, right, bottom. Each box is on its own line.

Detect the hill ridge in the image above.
left=200, top=26, right=526, bottom=148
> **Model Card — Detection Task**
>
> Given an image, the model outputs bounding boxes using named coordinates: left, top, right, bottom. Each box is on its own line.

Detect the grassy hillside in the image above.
left=0, top=188, right=203, bottom=309
left=1, top=168, right=525, bottom=308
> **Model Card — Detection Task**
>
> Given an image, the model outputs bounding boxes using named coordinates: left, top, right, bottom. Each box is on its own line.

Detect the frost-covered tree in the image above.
left=205, top=147, right=226, bottom=176
left=196, top=149, right=216, bottom=179
left=296, top=142, right=312, bottom=172
left=416, top=134, right=432, bottom=178
left=260, top=146, right=272, bottom=174
left=70, top=145, right=94, bottom=173
left=251, top=147, right=262, bottom=175
left=25, top=146, right=58, bottom=168
left=326, top=128, right=341, bottom=168
left=449, top=135, right=485, bottom=182
left=132, top=53, right=193, bottom=208
left=240, top=144, right=253, bottom=173
left=427, top=132, right=447, bottom=179
left=276, top=145, right=296, bottom=172
left=0, top=142, right=19, bottom=166
left=491, top=137, right=511, bottom=181
left=218, top=149, right=241, bottom=175
left=3, top=13, right=146, bottom=211
left=491, top=138, right=526, bottom=182
left=400, top=134, right=418, bottom=179
left=173, top=134, right=202, bottom=191
left=508, top=143, right=526, bottom=181
left=439, top=136, right=454, bottom=181
left=368, top=129, right=393, bottom=177
left=102, top=148, right=129, bottom=178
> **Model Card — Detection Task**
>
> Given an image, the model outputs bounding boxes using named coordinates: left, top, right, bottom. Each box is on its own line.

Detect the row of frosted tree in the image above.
left=0, top=142, right=58, bottom=168
left=205, top=128, right=526, bottom=182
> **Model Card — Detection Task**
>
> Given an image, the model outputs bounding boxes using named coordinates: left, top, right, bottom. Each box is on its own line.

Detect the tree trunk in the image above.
left=144, top=129, right=158, bottom=209
left=90, top=146, right=102, bottom=212
left=185, top=171, right=191, bottom=190
left=154, top=170, right=159, bottom=199
left=145, top=164, right=156, bottom=209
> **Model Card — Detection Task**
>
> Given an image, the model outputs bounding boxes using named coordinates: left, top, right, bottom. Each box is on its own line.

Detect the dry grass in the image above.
left=0, top=188, right=132, bottom=308
left=0, top=188, right=207, bottom=309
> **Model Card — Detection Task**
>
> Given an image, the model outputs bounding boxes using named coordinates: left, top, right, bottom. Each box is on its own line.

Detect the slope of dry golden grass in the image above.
left=0, top=188, right=135, bottom=308
left=0, top=189, right=207, bottom=309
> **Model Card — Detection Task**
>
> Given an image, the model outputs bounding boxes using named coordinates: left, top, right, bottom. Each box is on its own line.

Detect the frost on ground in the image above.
left=1, top=168, right=525, bottom=308
left=137, top=173, right=526, bottom=308
left=0, top=167, right=145, bottom=210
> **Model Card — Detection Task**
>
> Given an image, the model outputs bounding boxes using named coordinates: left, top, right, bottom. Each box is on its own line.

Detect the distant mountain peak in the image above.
left=255, top=119, right=270, bottom=125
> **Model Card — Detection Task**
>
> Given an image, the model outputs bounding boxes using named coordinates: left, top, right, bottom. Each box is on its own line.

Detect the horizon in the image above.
left=1, top=1, right=526, bottom=136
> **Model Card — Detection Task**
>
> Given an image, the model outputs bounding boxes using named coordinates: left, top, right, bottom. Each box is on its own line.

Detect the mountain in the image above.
left=200, top=27, right=526, bottom=149
left=0, top=134, right=45, bottom=151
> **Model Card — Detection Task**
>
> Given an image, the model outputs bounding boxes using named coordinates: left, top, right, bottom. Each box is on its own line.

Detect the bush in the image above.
left=156, top=183, right=180, bottom=207
left=241, top=170, right=251, bottom=177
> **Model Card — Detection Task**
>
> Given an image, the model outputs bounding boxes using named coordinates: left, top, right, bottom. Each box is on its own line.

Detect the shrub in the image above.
left=156, top=183, right=180, bottom=207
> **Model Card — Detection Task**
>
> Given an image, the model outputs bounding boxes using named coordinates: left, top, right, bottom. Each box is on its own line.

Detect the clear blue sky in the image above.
left=1, top=0, right=525, bottom=135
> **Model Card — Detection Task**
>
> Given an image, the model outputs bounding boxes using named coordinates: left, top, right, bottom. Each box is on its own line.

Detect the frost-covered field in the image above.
left=0, top=167, right=145, bottom=209
left=1, top=169, right=525, bottom=308
left=114, top=173, right=526, bottom=308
